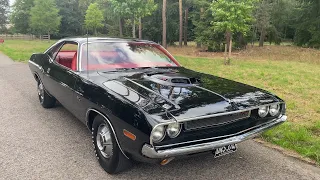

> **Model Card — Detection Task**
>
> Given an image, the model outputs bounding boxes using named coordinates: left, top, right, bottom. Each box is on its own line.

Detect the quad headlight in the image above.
left=151, top=123, right=182, bottom=143
left=269, top=104, right=280, bottom=116
left=258, top=106, right=269, bottom=118
left=258, top=104, right=281, bottom=117
left=166, top=123, right=181, bottom=138
left=151, top=125, right=165, bottom=143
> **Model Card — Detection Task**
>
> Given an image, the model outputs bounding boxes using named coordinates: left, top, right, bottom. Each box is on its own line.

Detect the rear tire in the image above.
left=37, top=80, right=56, bottom=108
left=92, top=115, right=132, bottom=174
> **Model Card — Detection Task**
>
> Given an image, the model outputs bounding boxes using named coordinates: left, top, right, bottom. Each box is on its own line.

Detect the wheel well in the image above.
left=87, top=110, right=99, bottom=131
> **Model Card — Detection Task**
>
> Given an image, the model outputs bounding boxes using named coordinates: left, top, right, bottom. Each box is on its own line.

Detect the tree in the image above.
left=211, top=0, right=256, bottom=65
left=184, top=8, right=188, bottom=46
left=179, top=0, right=183, bottom=47
left=10, top=0, right=34, bottom=34
left=254, top=0, right=272, bottom=47
left=84, top=3, right=104, bottom=35
left=162, top=0, right=167, bottom=48
left=0, top=0, right=9, bottom=31
left=191, top=0, right=225, bottom=51
left=30, top=0, right=61, bottom=39
left=294, top=0, right=320, bottom=48
left=109, top=0, right=157, bottom=38
left=269, top=0, right=297, bottom=44
left=56, top=0, right=83, bottom=38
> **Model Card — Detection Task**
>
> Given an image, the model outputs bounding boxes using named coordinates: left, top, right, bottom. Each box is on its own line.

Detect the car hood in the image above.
left=98, top=67, right=281, bottom=122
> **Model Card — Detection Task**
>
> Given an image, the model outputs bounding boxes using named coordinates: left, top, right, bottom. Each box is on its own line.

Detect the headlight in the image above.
left=258, top=106, right=269, bottom=118
left=151, top=125, right=165, bottom=143
left=269, top=104, right=280, bottom=116
left=166, top=123, right=181, bottom=138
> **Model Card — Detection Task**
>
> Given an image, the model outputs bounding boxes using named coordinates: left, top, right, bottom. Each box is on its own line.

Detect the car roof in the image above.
left=60, top=37, right=156, bottom=44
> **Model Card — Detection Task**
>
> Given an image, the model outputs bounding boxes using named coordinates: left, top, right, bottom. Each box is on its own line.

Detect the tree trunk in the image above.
left=225, top=31, right=232, bottom=65
left=184, top=9, right=188, bottom=46
left=179, top=0, right=183, bottom=47
left=162, top=0, right=167, bottom=48
left=48, top=32, right=50, bottom=42
left=251, top=27, right=256, bottom=47
left=119, top=17, right=123, bottom=37
left=224, top=43, right=227, bottom=65
left=228, top=33, right=232, bottom=64
left=132, top=17, right=136, bottom=38
left=259, top=29, right=265, bottom=47
left=197, top=7, right=204, bottom=48
left=139, top=17, right=142, bottom=39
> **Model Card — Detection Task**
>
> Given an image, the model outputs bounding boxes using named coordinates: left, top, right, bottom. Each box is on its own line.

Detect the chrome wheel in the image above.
left=96, top=124, right=113, bottom=158
left=38, top=82, right=44, bottom=102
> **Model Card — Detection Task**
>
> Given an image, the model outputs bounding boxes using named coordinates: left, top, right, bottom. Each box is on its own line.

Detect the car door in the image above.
left=73, top=76, right=97, bottom=122
left=42, top=41, right=79, bottom=114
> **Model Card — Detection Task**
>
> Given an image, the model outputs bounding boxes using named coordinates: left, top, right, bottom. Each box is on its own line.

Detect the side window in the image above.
left=55, top=43, right=78, bottom=70
left=46, top=42, right=63, bottom=59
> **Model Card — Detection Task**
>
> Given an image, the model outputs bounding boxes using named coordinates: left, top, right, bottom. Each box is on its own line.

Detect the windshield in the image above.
left=80, top=42, right=179, bottom=71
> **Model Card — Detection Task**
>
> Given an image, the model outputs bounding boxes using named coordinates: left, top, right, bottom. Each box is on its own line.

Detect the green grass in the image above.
left=176, top=56, right=320, bottom=164
left=1, top=39, right=319, bottom=164
left=0, top=40, right=55, bottom=61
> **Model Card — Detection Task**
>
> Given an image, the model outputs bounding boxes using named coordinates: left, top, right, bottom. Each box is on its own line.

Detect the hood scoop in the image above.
left=143, top=73, right=201, bottom=87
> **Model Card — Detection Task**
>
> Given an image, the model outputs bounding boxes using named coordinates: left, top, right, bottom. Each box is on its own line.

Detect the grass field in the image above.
left=1, top=40, right=319, bottom=164
left=0, top=40, right=55, bottom=61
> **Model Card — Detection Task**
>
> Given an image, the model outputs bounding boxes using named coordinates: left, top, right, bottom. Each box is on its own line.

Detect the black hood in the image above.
left=99, top=67, right=281, bottom=121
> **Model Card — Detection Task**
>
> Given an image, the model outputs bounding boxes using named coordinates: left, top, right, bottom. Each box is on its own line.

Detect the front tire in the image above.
left=92, top=115, right=132, bottom=174
left=37, top=80, right=56, bottom=108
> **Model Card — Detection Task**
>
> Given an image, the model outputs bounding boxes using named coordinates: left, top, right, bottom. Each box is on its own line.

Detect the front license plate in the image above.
left=214, top=144, right=237, bottom=158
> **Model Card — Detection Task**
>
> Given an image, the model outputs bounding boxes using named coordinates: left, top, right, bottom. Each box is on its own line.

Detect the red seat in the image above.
left=56, top=51, right=75, bottom=69
left=71, top=52, right=77, bottom=71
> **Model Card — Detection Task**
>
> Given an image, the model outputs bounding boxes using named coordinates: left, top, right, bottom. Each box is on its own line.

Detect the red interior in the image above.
left=71, top=52, right=77, bottom=70
left=56, top=51, right=77, bottom=70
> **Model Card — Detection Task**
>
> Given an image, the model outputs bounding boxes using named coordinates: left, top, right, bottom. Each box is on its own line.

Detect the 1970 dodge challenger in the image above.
left=28, top=37, right=287, bottom=174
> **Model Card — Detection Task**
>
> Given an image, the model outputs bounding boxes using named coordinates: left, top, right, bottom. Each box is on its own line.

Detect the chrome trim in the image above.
left=150, top=102, right=284, bottom=145
left=157, top=114, right=277, bottom=149
left=44, top=40, right=64, bottom=54
left=175, top=102, right=283, bottom=123
left=29, top=60, right=41, bottom=69
left=85, top=108, right=129, bottom=159
left=142, top=115, right=287, bottom=159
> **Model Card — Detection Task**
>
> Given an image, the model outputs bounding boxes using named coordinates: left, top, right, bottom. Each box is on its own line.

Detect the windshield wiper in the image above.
left=102, top=68, right=138, bottom=73
left=106, top=67, right=157, bottom=72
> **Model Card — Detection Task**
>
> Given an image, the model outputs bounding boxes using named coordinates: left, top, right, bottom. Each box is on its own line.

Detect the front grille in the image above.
left=184, top=111, right=251, bottom=131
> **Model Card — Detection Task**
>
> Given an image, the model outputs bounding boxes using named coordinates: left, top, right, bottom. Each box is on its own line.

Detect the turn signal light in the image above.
left=123, top=129, right=136, bottom=141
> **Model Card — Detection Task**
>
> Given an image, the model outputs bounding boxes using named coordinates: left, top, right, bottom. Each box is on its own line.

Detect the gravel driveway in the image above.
left=0, top=53, right=319, bottom=180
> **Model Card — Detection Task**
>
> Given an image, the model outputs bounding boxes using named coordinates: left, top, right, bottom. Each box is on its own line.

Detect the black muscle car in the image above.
left=28, top=37, right=287, bottom=174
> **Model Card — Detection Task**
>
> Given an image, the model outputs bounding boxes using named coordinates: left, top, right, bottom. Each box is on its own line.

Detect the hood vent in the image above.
left=171, top=78, right=191, bottom=84
left=144, top=73, right=200, bottom=86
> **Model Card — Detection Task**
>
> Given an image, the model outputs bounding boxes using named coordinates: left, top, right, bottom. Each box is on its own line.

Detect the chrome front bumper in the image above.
left=142, top=115, right=287, bottom=159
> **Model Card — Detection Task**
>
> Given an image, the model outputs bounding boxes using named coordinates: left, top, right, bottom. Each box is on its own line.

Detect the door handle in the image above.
left=47, top=68, right=51, bottom=73
left=76, top=95, right=81, bottom=101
